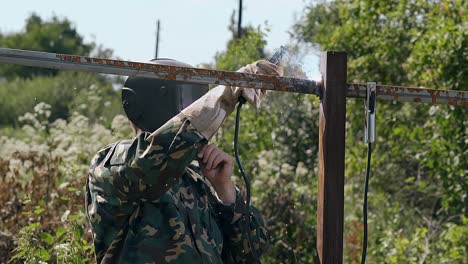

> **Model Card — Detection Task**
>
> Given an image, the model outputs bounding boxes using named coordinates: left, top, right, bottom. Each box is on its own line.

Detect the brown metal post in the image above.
left=317, top=51, right=347, bottom=263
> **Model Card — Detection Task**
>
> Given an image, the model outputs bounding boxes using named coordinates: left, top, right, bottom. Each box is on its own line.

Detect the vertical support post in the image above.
left=317, top=51, right=347, bottom=263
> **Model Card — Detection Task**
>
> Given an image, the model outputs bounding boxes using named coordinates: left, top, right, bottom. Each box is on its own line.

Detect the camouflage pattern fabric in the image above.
left=86, top=114, right=269, bottom=263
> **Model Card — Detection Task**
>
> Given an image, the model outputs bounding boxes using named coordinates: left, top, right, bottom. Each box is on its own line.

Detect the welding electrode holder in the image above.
left=268, top=46, right=287, bottom=65
left=364, top=82, right=376, bottom=143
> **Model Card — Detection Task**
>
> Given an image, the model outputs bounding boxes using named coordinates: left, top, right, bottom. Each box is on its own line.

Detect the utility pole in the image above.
left=237, top=0, right=242, bottom=38
left=155, top=20, right=160, bottom=59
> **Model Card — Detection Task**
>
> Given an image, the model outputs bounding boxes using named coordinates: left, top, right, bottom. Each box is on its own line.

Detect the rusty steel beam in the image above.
left=0, top=48, right=466, bottom=107
left=348, top=83, right=467, bottom=107
left=0, top=47, right=320, bottom=95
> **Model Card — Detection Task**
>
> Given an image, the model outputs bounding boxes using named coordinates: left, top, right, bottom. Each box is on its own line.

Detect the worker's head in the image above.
left=122, top=58, right=208, bottom=133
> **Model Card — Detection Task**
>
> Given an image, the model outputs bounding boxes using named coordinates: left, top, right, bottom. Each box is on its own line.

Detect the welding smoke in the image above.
left=269, top=43, right=321, bottom=82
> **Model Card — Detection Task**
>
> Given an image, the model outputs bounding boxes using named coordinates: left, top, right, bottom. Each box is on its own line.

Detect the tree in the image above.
left=294, top=0, right=466, bottom=262
left=0, top=14, right=93, bottom=79
left=213, top=12, right=267, bottom=71
left=0, top=14, right=120, bottom=128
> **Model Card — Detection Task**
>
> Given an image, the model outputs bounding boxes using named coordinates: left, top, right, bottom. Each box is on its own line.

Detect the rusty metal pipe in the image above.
left=0, top=48, right=466, bottom=107
left=0, top=48, right=321, bottom=95
left=347, top=83, right=466, bottom=107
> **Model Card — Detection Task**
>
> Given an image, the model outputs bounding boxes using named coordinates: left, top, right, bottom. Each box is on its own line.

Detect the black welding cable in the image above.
left=232, top=48, right=284, bottom=263
left=234, top=96, right=260, bottom=263
left=361, top=142, right=372, bottom=264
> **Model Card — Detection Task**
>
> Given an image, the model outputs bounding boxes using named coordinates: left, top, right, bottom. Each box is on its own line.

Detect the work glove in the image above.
left=234, top=60, right=283, bottom=108
left=181, top=60, right=283, bottom=139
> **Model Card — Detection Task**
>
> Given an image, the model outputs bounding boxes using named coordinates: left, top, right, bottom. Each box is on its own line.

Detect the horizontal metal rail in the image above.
left=0, top=48, right=320, bottom=95
left=0, top=48, right=466, bottom=107
left=348, top=83, right=467, bottom=107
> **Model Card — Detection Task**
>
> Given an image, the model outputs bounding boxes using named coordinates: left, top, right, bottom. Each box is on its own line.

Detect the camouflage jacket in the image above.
left=85, top=114, right=269, bottom=263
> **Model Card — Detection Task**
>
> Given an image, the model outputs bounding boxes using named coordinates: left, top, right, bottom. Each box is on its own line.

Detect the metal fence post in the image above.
left=317, top=51, right=347, bottom=263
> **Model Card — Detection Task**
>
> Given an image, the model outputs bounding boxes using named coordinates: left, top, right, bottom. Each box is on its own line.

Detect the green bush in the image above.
left=0, top=71, right=121, bottom=128
left=0, top=100, right=132, bottom=263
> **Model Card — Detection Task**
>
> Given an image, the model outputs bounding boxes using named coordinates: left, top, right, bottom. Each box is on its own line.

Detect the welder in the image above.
left=85, top=58, right=283, bottom=263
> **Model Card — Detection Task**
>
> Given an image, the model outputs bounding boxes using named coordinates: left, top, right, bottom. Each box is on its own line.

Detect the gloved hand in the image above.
left=181, top=60, right=283, bottom=139
left=234, top=60, right=284, bottom=108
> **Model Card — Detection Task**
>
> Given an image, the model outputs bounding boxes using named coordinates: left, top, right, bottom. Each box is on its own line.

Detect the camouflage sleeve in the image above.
left=210, top=189, right=269, bottom=263
left=126, top=114, right=206, bottom=200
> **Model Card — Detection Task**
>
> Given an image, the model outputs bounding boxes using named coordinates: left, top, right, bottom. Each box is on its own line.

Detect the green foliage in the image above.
left=0, top=13, right=121, bottom=129
left=295, top=0, right=467, bottom=88
left=215, top=91, right=321, bottom=263
left=0, top=101, right=132, bottom=263
left=9, top=223, right=49, bottom=263
left=405, top=0, right=467, bottom=90
left=251, top=93, right=320, bottom=263
left=294, top=0, right=467, bottom=262
left=10, top=220, right=93, bottom=264
left=0, top=71, right=121, bottom=127
left=214, top=26, right=268, bottom=71
left=432, top=217, right=468, bottom=262
left=0, top=14, right=93, bottom=79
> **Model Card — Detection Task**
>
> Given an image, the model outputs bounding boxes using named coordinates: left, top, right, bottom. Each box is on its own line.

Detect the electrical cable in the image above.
left=234, top=95, right=260, bottom=263
left=361, top=142, right=372, bottom=264
left=232, top=46, right=286, bottom=263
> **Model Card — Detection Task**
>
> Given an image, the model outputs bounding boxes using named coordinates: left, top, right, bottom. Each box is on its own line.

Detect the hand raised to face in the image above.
left=197, top=143, right=236, bottom=204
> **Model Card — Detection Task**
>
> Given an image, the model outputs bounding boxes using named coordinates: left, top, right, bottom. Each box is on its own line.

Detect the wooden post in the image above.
left=317, top=51, right=347, bottom=263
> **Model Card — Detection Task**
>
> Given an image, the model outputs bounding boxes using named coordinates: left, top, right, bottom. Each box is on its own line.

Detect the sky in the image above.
left=1, top=0, right=320, bottom=79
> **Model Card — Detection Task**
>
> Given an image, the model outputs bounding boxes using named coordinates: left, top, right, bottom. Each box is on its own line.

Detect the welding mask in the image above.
left=122, top=58, right=209, bottom=132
